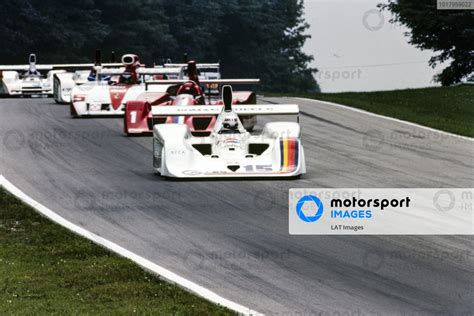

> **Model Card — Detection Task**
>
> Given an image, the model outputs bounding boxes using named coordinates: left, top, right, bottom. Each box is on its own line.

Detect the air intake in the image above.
left=248, top=144, right=269, bottom=156
left=227, top=165, right=240, bottom=172
left=192, top=144, right=212, bottom=156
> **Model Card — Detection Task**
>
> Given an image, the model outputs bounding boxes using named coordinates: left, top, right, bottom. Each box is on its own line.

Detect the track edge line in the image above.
left=293, top=97, right=474, bottom=142
left=0, top=175, right=261, bottom=316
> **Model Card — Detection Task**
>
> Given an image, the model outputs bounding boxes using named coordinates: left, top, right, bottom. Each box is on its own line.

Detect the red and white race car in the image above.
left=69, top=54, right=174, bottom=117
left=124, top=61, right=259, bottom=136
left=53, top=50, right=122, bottom=104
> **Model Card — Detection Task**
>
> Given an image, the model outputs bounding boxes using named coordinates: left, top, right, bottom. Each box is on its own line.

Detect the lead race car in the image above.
left=152, top=85, right=305, bottom=178
left=0, top=53, right=105, bottom=96
left=124, top=60, right=258, bottom=136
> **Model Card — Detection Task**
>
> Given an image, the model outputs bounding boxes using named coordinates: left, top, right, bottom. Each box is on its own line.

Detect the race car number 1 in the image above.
left=130, top=111, right=137, bottom=124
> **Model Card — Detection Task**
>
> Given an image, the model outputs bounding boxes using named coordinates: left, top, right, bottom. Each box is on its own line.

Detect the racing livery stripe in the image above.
left=283, top=138, right=289, bottom=168
left=280, top=139, right=284, bottom=170
left=288, top=138, right=295, bottom=168
left=280, top=138, right=299, bottom=172
left=294, top=139, right=299, bottom=169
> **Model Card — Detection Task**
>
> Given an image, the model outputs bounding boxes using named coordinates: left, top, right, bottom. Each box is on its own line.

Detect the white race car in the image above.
left=0, top=54, right=101, bottom=97
left=69, top=54, right=174, bottom=117
left=53, top=50, right=122, bottom=104
left=152, top=85, right=305, bottom=178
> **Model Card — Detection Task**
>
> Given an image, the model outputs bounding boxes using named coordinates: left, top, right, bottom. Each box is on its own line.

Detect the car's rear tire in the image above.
left=123, top=104, right=132, bottom=136
left=53, top=77, right=62, bottom=104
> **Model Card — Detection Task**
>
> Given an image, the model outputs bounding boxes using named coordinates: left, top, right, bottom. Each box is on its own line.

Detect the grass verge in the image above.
left=0, top=188, right=233, bottom=315
left=271, top=85, right=474, bottom=137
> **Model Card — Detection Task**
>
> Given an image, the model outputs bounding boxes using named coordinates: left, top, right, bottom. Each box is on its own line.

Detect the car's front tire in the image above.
left=70, top=103, right=79, bottom=118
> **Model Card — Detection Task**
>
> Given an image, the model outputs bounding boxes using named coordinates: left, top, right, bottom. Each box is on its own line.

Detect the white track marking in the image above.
left=293, top=97, right=474, bottom=142
left=0, top=175, right=261, bottom=316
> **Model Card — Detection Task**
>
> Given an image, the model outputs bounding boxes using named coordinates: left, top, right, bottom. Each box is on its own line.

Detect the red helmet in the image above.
left=120, top=54, right=141, bottom=84
left=122, top=54, right=140, bottom=67
left=177, top=81, right=202, bottom=97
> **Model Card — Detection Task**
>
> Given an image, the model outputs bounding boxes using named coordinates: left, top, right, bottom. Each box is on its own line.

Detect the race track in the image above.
left=0, top=97, right=473, bottom=315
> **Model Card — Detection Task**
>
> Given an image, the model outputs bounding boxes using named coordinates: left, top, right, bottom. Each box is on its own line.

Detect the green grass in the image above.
left=274, top=85, right=474, bottom=137
left=0, top=188, right=233, bottom=315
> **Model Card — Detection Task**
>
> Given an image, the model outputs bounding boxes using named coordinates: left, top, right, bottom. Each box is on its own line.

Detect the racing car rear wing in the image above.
left=0, top=63, right=122, bottom=71
left=96, top=68, right=186, bottom=77
left=151, top=104, right=299, bottom=116
left=145, top=79, right=260, bottom=90
left=139, top=68, right=184, bottom=75
left=163, top=63, right=220, bottom=68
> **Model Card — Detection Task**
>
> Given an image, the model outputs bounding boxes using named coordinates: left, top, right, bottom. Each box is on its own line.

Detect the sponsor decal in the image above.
left=280, top=138, right=299, bottom=172
left=89, top=103, right=101, bottom=112
left=224, top=138, right=240, bottom=144
left=182, top=170, right=202, bottom=176
left=109, top=84, right=131, bottom=110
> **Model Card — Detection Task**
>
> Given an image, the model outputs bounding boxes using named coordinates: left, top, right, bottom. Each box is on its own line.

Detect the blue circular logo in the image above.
left=296, top=195, right=324, bottom=222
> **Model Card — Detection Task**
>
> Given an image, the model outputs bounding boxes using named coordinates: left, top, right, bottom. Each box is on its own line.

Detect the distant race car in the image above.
left=69, top=54, right=175, bottom=117
left=464, top=74, right=474, bottom=85
left=160, top=62, right=221, bottom=93
left=0, top=54, right=103, bottom=96
left=124, top=60, right=258, bottom=136
left=53, top=50, right=122, bottom=104
left=152, top=85, right=305, bottom=178
left=156, top=62, right=220, bottom=78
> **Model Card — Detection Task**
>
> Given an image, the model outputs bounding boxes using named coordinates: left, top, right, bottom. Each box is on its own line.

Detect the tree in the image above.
left=97, top=0, right=178, bottom=64
left=163, top=0, right=223, bottom=63
left=0, top=0, right=108, bottom=63
left=162, top=0, right=319, bottom=92
left=381, top=0, right=474, bottom=85
left=0, top=0, right=319, bottom=92
left=215, top=0, right=318, bottom=92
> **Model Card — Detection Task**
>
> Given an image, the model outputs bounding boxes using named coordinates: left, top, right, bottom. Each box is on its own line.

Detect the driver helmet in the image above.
left=177, top=82, right=201, bottom=97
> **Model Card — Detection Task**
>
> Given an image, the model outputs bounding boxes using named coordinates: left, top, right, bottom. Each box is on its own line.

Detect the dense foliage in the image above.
left=381, top=0, right=474, bottom=85
left=0, top=0, right=319, bottom=92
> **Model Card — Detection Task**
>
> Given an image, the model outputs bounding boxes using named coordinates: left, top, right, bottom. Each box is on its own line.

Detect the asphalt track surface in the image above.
left=0, top=97, right=473, bottom=315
